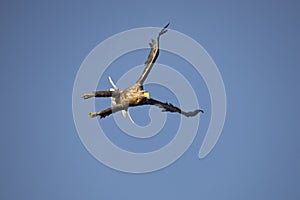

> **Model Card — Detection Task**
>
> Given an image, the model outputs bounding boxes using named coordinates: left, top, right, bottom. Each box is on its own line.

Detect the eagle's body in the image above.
left=83, top=23, right=203, bottom=119
left=112, top=84, right=149, bottom=106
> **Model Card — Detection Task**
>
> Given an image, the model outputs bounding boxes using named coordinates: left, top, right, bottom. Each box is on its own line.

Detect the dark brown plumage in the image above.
left=82, top=23, right=203, bottom=119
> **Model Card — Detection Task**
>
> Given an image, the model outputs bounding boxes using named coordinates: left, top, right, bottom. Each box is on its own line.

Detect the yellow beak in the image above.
left=144, top=92, right=150, bottom=99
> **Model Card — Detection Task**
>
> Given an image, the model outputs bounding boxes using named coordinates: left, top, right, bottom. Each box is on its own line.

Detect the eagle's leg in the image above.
left=89, top=104, right=125, bottom=118
left=82, top=91, right=114, bottom=99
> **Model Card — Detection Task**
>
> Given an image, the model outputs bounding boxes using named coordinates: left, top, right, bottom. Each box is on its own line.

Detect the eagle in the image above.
left=82, top=23, right=203, bottom=120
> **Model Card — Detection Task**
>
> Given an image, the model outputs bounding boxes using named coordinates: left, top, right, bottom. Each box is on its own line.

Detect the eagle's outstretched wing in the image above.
left=143, top=98, right=203, bottom=117
left=136, top=23, right=170, bottom=85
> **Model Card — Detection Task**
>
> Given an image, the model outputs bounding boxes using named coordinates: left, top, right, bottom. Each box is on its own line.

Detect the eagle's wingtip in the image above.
left=164, top=22, right=170, bottom=29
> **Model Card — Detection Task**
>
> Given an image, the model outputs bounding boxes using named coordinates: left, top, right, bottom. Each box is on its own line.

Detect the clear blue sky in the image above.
left=1, top=0, right=299, bottom=199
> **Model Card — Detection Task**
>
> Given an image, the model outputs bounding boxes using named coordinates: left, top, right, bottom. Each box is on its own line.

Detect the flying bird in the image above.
left=82, top=23, right=203, bottom=119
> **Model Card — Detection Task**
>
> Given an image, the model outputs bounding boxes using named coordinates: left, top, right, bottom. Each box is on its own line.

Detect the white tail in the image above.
left=108, top=76, right=136, bottom=124
left=108, top=76, right=118, bottom=90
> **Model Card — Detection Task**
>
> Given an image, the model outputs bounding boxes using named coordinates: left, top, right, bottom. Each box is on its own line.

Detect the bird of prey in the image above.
left=82, top=23, right=203, bottom=119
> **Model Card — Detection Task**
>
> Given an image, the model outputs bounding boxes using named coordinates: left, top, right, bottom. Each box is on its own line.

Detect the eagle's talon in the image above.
left=82, top=93, right=95, bottom=99
left=89, top=112, right=98, bottom=118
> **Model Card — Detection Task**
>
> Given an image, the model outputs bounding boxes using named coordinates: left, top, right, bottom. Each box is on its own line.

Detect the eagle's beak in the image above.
left=144, top=92, right=150, bottom=99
